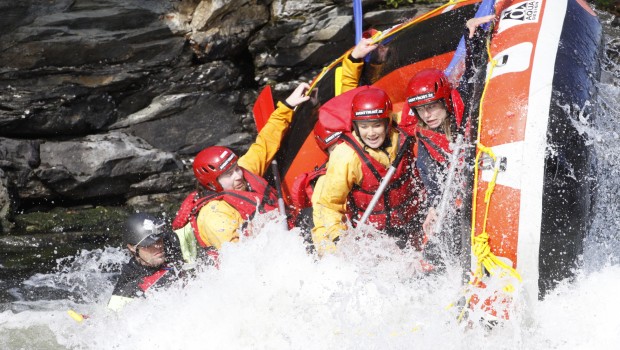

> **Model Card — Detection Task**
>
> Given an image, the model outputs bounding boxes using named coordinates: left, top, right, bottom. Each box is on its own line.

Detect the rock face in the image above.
left=0, top=0, right=422, bottom=241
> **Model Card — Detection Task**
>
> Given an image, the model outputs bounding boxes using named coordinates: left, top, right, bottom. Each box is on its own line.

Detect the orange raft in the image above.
left=258, top=0, right=601, bottom=302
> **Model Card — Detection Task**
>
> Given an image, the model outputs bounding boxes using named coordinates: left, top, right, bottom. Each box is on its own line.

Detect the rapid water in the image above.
left=2, top=12, right=619, bottom=350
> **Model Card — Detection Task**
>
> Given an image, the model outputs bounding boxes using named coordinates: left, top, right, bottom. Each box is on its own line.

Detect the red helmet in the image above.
left=351, top=88, right=393, bottom=123
left=406, top=68, right=453, bottom=115
left=313, top=121, right=342, bottom=153
left=193, top=146, right=238, bottom=192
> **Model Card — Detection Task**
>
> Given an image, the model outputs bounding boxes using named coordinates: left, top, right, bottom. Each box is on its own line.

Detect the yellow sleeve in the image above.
left=196, top=200, right=242, bottom=250
left=310, top=174, right=325, bottom=206
left=311, top=143, right=363, bottom=255
left=238, top=101, right=294, bottom=176
left=341, top=55, right=364, bottom=93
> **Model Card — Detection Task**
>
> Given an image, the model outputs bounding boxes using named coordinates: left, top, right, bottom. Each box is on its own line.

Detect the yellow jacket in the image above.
left=341, top=54, right=364, bottom=93
left=311, top=129, right=402, bottom=254
left=195, top=102, right=294, bottom=250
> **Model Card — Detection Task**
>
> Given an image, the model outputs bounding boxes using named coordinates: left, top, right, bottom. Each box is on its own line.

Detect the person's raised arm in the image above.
left=341, top=38, right=379, bottom=93
left=466, top=14, right=495, bottom=39
left=239, top=82, right=310, bottom=176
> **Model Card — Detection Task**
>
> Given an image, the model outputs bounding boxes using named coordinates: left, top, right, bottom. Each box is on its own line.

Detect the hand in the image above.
left=466, top=14, right=495, bottom=38
left=351, top=37, right=378, bottom=60
left=285, top=82, right=311, bottom=108
left=422, top=207, right=438, bottom=237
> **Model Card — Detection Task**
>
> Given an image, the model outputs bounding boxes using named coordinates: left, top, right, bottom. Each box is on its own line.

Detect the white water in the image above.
left=1, top=215, right=620, bottom=349
left=2, top=13, right=620, bottom=350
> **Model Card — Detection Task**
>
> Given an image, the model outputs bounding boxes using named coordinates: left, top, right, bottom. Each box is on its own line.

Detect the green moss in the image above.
left=12, top=206, right=130, bottom=235
left=591, top=0, right=619, bottom=15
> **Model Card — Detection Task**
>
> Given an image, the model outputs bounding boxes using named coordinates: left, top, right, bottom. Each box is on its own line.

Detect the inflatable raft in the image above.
left=260, top=0, right=602, bottom=304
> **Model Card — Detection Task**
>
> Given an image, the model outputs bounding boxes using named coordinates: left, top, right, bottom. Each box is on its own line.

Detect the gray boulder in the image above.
left=34, top=132, right=182, bottom=199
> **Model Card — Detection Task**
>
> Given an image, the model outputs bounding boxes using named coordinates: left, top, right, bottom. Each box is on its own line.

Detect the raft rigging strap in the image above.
left=468, top=16, right=522, bottom=292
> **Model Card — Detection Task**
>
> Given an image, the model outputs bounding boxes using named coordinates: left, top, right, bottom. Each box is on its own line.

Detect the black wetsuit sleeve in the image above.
left=163, top=230, right=184, bottom=267
left=458, top=24, right=492, bottom=134
left=417, top=146, right=445, bottom=206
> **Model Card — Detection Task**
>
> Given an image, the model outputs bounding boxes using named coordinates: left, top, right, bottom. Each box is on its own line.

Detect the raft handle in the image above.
left=495, top=55, right=509, bottom=67
left=478, top=154, right=507, bottom=172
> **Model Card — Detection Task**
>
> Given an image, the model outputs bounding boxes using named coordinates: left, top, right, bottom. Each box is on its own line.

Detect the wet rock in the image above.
left=0, top=170, right=14, bottom=232
left=187, top=0, right=270, bottom=61
left=0, top=1, right=185, bottom=137
left=128, top=171, right=195, bottom=198
left=126, top=191, right=191, bottom=218
left=121, top=91, right=247, bottom=155
left=10, top=205, right=129, bottom=236
left=34, top=132, right=182, bottom=200
left=250, top=5, right=355, bottom=79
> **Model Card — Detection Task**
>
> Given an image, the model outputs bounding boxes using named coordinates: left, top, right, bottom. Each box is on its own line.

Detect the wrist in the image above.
left=348, top=53, right=363, bottom=63
left=282, top=99, right=294, bottom=110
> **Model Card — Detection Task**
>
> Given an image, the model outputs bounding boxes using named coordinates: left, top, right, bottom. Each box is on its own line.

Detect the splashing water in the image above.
left=2, top=210, right=619, bottom=349
left=2, top=13, right=620, bottom=350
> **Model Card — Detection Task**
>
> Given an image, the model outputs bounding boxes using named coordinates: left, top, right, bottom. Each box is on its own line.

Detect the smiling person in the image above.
left=311, top=88, right=425, bottom=255
left=171, top=83, right=310, bottom=255
left=108, top=213, right=193, bottom=311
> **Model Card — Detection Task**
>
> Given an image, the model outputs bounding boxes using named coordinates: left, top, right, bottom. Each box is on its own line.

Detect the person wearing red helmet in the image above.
left=289, top=38, right=379, bottom=251
left=311, top=87, right=425, bottom=255
left=289, top=121, right=343, bottom=250
left=406, top=15, right=495, bottom=236
left=293, top=37, right=378, bottom=209
left=291, top=121, right=343, bottom=211
left=171, top=83, right=310, bottom=253
left=405, top=68, right=463, bottom=237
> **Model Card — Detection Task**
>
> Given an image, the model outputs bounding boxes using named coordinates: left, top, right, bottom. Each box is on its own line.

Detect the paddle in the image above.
left=358, top=135, right=414, bottom=225
left=252, top=86, right=287, bottom=223
left=430, top=134, right=465, bottom=237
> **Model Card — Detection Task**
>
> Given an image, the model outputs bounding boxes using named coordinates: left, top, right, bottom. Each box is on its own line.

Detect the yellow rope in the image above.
left=469, top=15, right=522, bottom=291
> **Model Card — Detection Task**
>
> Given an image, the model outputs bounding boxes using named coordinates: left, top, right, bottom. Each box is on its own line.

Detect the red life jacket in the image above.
left=290, top=164, right=327, bottom=210
left=416, top=128, right=452, bottom=163
left=138, top=268, right=171, bottom=292
left=172, top=168, right=279, bottom=248
left=341, top=130, right=425, bottom=234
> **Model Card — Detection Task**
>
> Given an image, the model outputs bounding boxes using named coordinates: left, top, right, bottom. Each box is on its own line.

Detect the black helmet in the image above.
left=123, top=213, right=164, bottom=247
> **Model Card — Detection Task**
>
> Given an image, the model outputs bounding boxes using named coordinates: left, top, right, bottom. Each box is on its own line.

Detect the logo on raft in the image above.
left=498, top=0, right=542, bottom=33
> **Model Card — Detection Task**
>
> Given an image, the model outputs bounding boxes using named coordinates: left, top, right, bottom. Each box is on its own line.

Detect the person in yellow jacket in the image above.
left=172, top=83, right=310, bottom=252
left=311, top=88, right=425, bottom=255
left=291, top=39, right=380, bottom=245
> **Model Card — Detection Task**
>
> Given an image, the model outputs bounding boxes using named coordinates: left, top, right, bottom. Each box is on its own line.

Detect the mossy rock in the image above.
left=11, top=206, right=131, bottom=236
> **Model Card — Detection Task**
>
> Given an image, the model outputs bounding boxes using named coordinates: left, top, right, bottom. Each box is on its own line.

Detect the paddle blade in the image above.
left=67, top=309, right=85, bottom=322
left=252, top=86, right=276, bottom=132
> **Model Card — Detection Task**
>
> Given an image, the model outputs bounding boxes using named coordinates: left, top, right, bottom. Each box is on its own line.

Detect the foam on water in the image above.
left=1, top=211, right=619, bottom=349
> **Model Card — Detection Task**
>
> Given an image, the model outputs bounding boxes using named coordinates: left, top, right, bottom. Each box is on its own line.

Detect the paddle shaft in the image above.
left=270, top=160, right=288, bottom=226
left=432, top=134, right=464, bottom=236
